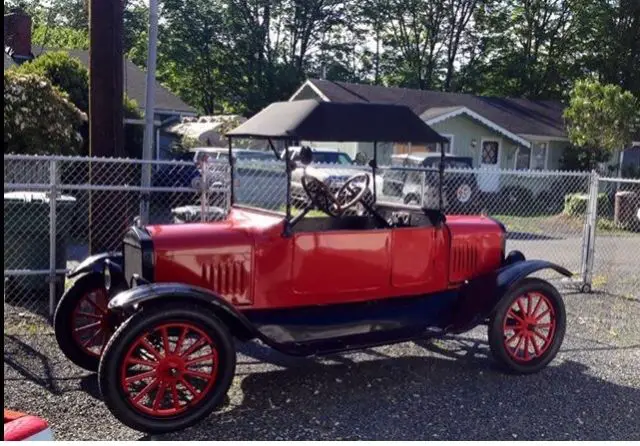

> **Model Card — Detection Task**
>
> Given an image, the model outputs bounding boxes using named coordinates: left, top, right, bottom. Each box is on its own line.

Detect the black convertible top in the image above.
left=225, top=99, right=448, bottom=144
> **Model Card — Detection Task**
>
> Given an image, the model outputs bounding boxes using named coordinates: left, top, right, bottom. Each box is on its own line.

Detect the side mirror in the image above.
left=298, top=146, right=313, bottom=165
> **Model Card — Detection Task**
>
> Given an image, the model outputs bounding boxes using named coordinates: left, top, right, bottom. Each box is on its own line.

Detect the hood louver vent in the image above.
left=202, top=260, right=250, bottom=304
left=450, top=242, right=479, bottom=283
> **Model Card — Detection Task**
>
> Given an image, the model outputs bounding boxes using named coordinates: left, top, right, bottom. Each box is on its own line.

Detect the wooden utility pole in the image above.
left=88, top=0, right=127, bottom=252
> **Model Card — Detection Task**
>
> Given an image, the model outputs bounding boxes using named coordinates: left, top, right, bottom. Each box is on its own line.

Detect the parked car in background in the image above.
left=285, top=146, right=380, bottom=211
left=152, top=147, right=275, bottom=190
left=382, top=152, right=479, bottom=213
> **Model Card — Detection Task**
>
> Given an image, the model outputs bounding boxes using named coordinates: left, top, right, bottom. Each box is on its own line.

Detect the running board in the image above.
left=260, top=324, right=446, bottom=357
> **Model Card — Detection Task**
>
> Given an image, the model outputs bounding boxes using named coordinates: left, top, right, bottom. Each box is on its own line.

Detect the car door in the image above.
left=290, top=227, right=391, bottom=302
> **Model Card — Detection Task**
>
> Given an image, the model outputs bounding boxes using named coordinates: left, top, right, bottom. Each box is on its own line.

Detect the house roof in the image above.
left=293, top=79, right=568, bottom=140
left=226, top=99, right=448, bottom=144
left=7, top=48, right=197, bottom=115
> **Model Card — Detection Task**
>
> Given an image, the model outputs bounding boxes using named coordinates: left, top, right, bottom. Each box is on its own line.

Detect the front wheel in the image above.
left=98, top=303, right=236, bottom=434
left=54, top=273, right=113, bottom=372
left=488, top=278, right=566, bottom=374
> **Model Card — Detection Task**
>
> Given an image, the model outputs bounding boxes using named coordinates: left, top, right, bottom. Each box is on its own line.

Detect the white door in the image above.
left=478, top=139, right=500, bottom=192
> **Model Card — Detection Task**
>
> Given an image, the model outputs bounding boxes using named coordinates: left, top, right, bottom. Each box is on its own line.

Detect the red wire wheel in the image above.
left=54, top=273, right=114, bottom=372
left=71, top=288, right=111, bottom=358
left=120, top=323, right=219, bottom=417
left=488, top=278, right=566, bottom=374
left=98, top=303, right=236, bottom=434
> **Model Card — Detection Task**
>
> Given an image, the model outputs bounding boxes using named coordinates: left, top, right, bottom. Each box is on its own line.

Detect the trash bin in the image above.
left=614, top=190, right=640, bottom=232
left=4, top=191, right=77, bottom=305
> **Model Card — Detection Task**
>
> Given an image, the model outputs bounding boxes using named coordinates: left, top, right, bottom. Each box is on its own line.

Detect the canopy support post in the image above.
left=439, top=141, right=445, bottom=211
left=267, top=138, right=280, bottom=160
left=228, top=137, right=235, bottom=205
left=285, top=141, right=292, bottom=222
left=371, top=141, right=378, bottom=203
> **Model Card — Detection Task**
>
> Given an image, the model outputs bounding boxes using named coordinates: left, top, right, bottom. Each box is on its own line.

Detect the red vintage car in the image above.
left=53, top=100, right=571, bottom=434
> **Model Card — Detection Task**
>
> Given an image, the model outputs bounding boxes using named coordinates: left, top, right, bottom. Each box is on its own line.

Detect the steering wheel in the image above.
left=301, top=172, right=342, bottom=217
left=335, top=173, right=371, bottom=210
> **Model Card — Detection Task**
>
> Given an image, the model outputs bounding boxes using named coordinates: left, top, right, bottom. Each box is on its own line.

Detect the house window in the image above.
left=515, top=142, right=547, bottom=170
left=481, top=140, right=499, bottom=165
left=437, top=134, right=454, bottom=154
left=531, top=142, right=547, bottom=170
left=515, top=146, right=531, bottom=170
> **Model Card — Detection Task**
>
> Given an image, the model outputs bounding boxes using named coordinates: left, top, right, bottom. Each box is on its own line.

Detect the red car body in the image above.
left=146, top=207, right=503, bottom=310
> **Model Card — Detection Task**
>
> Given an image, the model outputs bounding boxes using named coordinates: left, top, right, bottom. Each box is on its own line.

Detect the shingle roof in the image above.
left=302, top=79, right=568, bottom=138
left=26, top=48, right=197, bottom=114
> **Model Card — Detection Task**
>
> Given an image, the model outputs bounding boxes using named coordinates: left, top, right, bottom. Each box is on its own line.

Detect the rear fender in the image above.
left=68, top=252, right=124, bottom=284
left=107, top=283, right=258, bottom=342
left=448, top=254, right=572, bottom=333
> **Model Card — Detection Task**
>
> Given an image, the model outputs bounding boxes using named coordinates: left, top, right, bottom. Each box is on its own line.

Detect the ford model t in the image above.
left=53, top=100, right=571, bottom=434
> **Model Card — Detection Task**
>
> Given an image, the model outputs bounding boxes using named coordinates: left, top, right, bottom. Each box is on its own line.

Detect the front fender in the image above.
left=108, top=283, right=258, bottom=341
left=68, top=252, right=123, bottom=278
left=448, top=255, right=572, bottom=333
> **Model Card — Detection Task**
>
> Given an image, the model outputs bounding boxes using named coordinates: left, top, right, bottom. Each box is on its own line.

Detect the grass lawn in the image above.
left=493, top=213, right=637, bottom=236
left=279, top=206, right=637, bottom=236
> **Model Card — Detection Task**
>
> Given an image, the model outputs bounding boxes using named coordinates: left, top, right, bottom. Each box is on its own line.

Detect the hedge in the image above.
left=563, top=193, right=610, bottom=217
left=4, top=71, right=86, bottom=155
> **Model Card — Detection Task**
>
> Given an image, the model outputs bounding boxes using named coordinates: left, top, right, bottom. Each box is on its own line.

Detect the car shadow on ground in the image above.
left=3, top=335, right=61, bottom=394
left=5, top=334, right=638, bottom=440
left=155, top=338, right=638, bottom=441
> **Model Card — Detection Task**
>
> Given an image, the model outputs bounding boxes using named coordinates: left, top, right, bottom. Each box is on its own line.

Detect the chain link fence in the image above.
left=4, top=154, right=639, bottom=334
left=588, top=176, right=640, bottom=298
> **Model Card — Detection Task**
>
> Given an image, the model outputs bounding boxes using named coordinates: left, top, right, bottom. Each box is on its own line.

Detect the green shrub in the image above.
left=10, top=51, right=89, bottom=111
left=4, top=71, right=87, bottom=155
left=563, top=192, right=610, bottom=217
left=11, top=51, right=144, bottom=158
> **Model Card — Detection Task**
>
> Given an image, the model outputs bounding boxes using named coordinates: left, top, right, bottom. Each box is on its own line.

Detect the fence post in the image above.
left=200, top=163, right=208, bottom=222
left=420, top=170, right=426, bottom=207
left=580, top=170, right=599, bottom=292
left=49, top=159, right=58, bottom=319
left=139, top=164, right=151, bottom=225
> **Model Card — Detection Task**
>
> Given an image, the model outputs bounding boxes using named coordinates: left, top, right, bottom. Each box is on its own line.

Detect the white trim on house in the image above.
left=440, top=133, right=455, bottom=154
left=289, top=80, right=331, bottom=102
left=517, top=134, right=569, bottom=142
left=423, top=107, right=532, bottom=148
left=138, top=108, right=198, bottom=117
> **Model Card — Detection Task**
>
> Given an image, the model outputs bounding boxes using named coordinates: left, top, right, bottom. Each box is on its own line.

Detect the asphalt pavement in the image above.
left=3, top=289, right=639, bottom=441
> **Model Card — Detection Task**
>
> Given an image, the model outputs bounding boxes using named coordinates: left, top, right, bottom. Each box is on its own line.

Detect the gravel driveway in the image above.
left=4, top=288, right=639, bottom=441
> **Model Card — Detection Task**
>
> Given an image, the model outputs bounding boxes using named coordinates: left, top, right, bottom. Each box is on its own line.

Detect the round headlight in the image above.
left=104, top=263, right=112, bottom=291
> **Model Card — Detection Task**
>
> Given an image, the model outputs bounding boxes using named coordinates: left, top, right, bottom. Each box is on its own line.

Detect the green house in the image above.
left=289, top=79, right=570, bottom=177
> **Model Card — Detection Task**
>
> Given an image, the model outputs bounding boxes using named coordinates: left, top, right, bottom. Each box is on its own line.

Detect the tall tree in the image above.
left=563, top=78, right=640, bottom=169
left=442, top=0, right=481, bottom=91
left=382, top=0, right=447, bottom=89
left=469, top=0, right=580, bottom=98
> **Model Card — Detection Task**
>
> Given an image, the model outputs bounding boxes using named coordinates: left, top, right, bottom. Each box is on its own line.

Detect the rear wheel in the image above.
left=98, top=303, right=236, bottom=434
left=54, top=273, right=113, bottom=372
left=488, top=278, right=566, bottom=374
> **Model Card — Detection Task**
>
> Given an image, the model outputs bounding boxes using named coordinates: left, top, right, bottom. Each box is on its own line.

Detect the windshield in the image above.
left=235, top=151, right=275, bottom=161
left=423, top=157, right=472, bottom=169
left=311, top=152, right=353, bottom=165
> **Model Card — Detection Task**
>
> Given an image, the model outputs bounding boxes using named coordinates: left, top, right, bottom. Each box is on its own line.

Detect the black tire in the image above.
left=98, top=302, right=236, bottom=434
left=53, top=273, right=111, bottom=372
left=488, top=278, right=566, bottom=374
